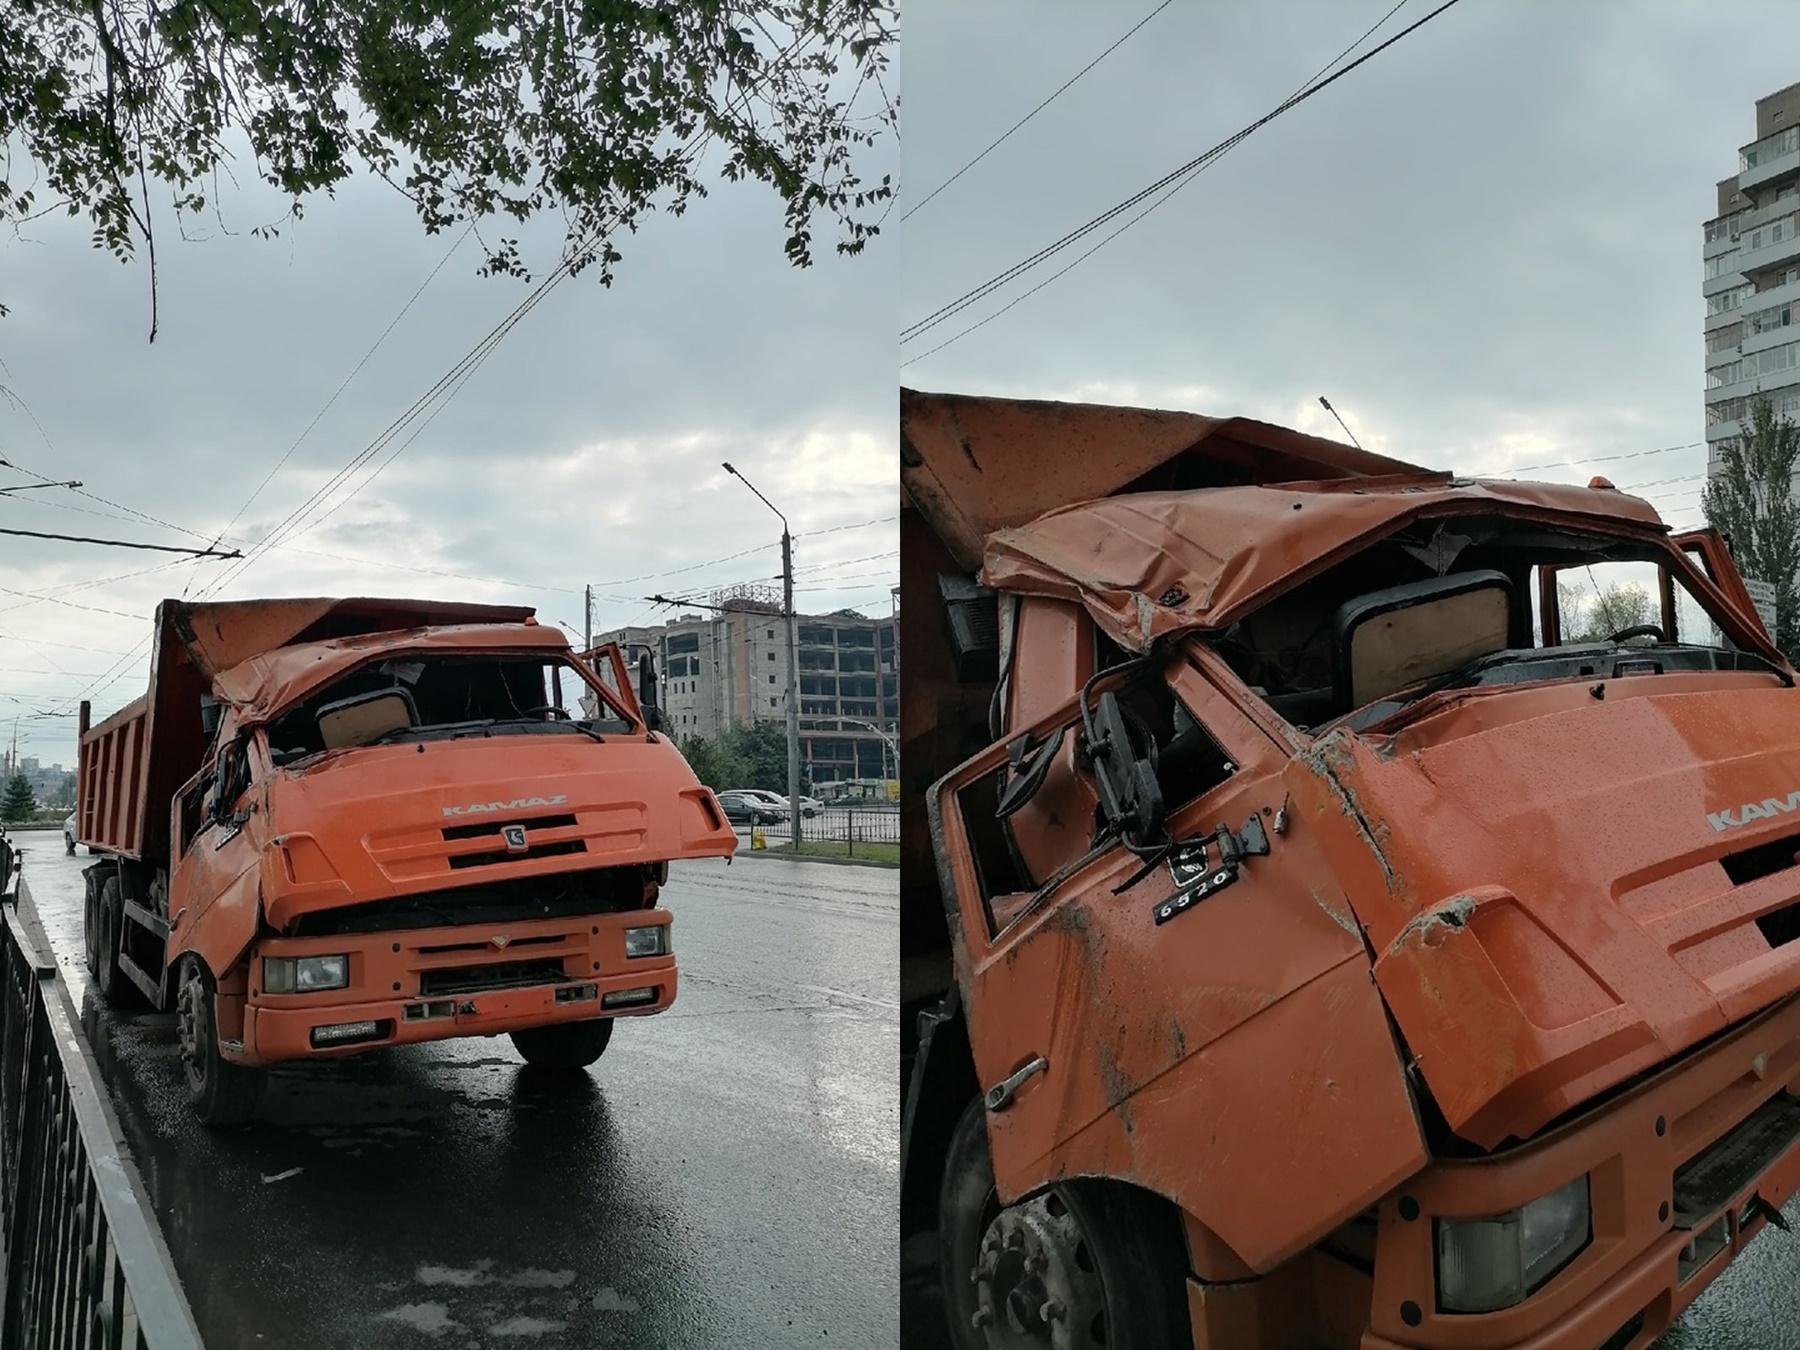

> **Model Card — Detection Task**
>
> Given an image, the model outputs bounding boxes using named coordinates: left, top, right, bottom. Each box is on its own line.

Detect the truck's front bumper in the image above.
left=1360, top=992, right=1800, bottom=1350
left=237, top=908, right=676, bottom=1064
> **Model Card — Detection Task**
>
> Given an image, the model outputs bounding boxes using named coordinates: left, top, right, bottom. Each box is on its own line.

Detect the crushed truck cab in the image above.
left=76, top=597, right=734, bottom=1123
left=899, top=390, right=1800, bottom=1350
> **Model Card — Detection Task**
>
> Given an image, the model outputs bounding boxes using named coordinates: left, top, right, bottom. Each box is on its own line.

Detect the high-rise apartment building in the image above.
left=1704, top=82, right=1800, bottom=467
left=595, top=599, right=898, bottom=784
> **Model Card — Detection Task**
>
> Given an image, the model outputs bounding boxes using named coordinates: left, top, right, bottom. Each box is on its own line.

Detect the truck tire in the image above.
left=174, top=959, right=264, bottom=1127
left=510, top=1016, right=614, bottom=1070
left=936, top=1099, right=1189, bottom=1350
left=90, top=876, right=131, bottom=1005
left=66, top=834, right=76, bottom=857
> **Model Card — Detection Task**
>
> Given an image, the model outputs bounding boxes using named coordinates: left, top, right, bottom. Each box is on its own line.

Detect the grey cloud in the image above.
left=903, top=0, right=1792, bottom=505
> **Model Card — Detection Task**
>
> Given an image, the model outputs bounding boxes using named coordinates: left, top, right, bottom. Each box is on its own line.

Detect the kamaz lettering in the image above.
left=1707, top=789, right=1800, bottom=832
left=441, top=794, right=570, bottom=818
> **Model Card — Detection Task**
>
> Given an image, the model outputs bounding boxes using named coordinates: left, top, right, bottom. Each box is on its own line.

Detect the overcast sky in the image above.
left=904, top=0, right=1795, bottom=538
left=0, top=59, right=897, bottom=766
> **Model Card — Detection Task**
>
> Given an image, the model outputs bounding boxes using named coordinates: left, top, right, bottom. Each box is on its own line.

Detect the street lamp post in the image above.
left=811, top=715, right=897, bottom=796
left=722, top=463, right=802, bottom=851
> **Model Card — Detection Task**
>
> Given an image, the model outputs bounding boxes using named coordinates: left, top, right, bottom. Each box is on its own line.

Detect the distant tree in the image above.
left=0, top=2, right=896, bottom=332
left=1, top=773, right=36, bottom=823
left=678, top=735, right=743, bottom=794
left=1560, top=582, right=1656, bottom=644
left=724, top=720, right=806, bottom=794
left=1703, top=397, right=1800, bottom=658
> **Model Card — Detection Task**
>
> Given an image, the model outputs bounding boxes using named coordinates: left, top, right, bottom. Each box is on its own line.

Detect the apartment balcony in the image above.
left=1739, top=127, right=1800, bottom=193
left=1704, top=268, right=1746, bottom=299
left=1736, top=229, right=1800, bottom=278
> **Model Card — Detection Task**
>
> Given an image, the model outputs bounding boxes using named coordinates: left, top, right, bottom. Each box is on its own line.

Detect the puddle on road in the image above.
left=376, top=1303, right=462, bottom=1336
left=592, top=1288, right=640, bottom=1314
left=490, top=1315, right=570, bottom=1336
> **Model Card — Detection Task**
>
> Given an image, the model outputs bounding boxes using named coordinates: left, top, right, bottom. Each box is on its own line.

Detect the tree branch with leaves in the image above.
left=0, top=0, right=897, bottom=337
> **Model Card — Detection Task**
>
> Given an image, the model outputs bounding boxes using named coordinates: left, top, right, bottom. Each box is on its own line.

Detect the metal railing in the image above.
left=1, top=882, right=202, bottom=1350
left=746, top=804, right=900, bottom=856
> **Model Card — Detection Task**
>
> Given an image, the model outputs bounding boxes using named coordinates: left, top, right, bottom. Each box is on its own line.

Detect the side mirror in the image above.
left=637, top=651, right=663, bottom=731
left=199, top=693, right=223, bottom=742
left=1082, top=690, right=1164, bottom=848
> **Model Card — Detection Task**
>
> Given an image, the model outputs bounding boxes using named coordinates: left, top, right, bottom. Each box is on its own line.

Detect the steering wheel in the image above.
left=1608, top=624, right=1664, bottom=644
left=523, top=704, right=572, bottom=721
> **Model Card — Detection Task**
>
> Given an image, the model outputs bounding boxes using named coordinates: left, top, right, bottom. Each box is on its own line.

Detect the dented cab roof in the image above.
left=900, top=387, right=1430, bottom=569
left=982, top=475, right=1676, bottom=653
left=215, top=622, right=571, bottom=726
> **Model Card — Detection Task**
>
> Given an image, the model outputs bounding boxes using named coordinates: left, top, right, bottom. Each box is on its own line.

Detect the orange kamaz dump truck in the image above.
left=898, top=390, right=1800, bottom=1350
left=76, top=597, right=734, bottom=1124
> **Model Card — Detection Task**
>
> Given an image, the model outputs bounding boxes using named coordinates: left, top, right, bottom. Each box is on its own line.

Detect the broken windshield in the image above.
left=265, top=652, right=632, bottom=765
left=1210, top=514, right=1776, bottom=731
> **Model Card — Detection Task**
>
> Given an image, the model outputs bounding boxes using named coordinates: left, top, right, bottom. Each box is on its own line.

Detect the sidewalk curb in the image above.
left=731, top=848, right=899, bottom=871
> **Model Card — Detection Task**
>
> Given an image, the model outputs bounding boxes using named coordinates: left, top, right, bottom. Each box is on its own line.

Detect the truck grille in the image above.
left=441, top=812, right=577, bottom=842
left=419, top=958, right=566, bottom=996
left=440, top=813, right=587, bottom=870
left=448, top=839, right=586, bottom=870
left=1671, top=1091, right=1800, bottom=1226
left=285, top=866, right=652, bottom=936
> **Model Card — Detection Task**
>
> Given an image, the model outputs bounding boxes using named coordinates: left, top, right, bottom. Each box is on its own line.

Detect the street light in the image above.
left=722, top=462, right=801, bottom=850
left=833, top=716, right=897, bottom=793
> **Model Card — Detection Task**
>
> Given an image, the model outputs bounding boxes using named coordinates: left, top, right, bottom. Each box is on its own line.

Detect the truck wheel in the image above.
left=66, top=835, right=76, bottom=857
left=174, top=960, right=264, bottom=1127
left=937, top=1100, right=1189, bottom=1350
left=510, top=1016, right=614, bottom=1070
left=90, top=876, right=130, bottom=1005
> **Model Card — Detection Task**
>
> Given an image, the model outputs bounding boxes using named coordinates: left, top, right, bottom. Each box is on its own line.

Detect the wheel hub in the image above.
left=968, top=1193, right=1108, bottom=1348
left=175, top=972, right=206, bottom=1086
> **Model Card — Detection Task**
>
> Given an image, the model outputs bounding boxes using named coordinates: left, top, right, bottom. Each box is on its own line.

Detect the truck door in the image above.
left=167, top=733, right=266, bottom=982
left=1673, top=525, right=1776, bottom=644
left=929, top=647, right=1426, bottom=1270
left=577, top=642, right=644, bottom=723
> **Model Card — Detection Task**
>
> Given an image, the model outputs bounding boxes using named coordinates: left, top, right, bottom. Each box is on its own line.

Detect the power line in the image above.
left=643, top=585, right=895, bottom=615
left=199, top=13, right=847, bottom=601
left=902, top=0, right=1175, bottom=223
left=1492, top=441, right=1706, bottom=475
left=0, top=526, right=239, bottom=557
left=0, top=558, right=192, bottom=617
left=900, top=0, right=1450, bottom=351
left=898, top=1, right=1418, bottom=367
left=210, top=224, right=474, bottom=551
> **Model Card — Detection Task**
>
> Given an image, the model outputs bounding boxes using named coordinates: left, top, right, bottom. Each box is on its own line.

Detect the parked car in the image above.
left=64, top=811, right=76, bottom=856
left=740, top=788, right=820, bottom=818
left=715, top=790, right=788, bottom=825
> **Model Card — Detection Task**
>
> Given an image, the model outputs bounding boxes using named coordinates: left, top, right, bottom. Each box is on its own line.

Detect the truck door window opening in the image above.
left=1213, top=515, right=1775, bottom=731
left=265, top=654, right=632, bottom=764
left=962, top=662, right=1237, bottom=936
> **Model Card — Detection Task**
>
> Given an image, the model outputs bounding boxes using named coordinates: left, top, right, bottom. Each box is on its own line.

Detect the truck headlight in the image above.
left=1435, top=1175, right=1590, bottom=1313
left=263, top=954, right=349, bottom=994
left=623, top=924, right=670, bottom=958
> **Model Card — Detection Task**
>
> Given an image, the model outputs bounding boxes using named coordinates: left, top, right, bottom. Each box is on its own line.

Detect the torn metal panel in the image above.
left=212, top=623, right=570, bottom=725
left=981, top=478, right=1671, bottom=655
left=1301, top=680, right=1800, bottom=1149
left=165, top=597, right=537, bottom=680
left=900, top=387, right=1427, bottom=570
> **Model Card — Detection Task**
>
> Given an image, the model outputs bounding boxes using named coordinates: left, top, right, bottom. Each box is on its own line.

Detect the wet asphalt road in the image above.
left=19, top=845, right=898, bottom=1350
